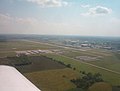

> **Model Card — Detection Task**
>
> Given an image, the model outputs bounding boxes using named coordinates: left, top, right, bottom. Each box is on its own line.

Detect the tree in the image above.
left=73, top=67, right=76, bottom=70
left=71, top=72, right=104, bottom=89
left=80, top=71, right=86, bottom=74
left=15, top=54, right=32, bottom=66
left=66, top=64, right=72, bottom=68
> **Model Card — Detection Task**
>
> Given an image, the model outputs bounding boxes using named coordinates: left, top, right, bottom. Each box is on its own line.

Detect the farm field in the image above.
left=45, top=53, right=120, bottom=85
left=0, top=39, right=120, bottom=91
left=61, top=49, right=120, bottom=73
left=62, top=49, right=112, bottom=58
left=88, top=53, right=120, bottom=72
left=1, top=56, right=66, bottom=73
left=0, top=54, right=81, bottom=91
left=0, top=51, right=15, bottom=57
left=0, top=40, right=58, bottom=57
left=0, top=40, right=69, bottom=57
left=24, top=68, right=80, bottom=91
left=15, top=56, right=66, bottom=73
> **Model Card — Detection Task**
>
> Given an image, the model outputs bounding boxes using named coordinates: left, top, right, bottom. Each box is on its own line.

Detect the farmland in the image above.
left=25, top=68, right=80, bottom=91
left=0, top=55, right=66, bottom=73
left=60, top=49, right=120, bottom=73
left=0, top=55, right=80, bottom=91
left=45, top=53, right=120, bottom=85
left=0, top=40, right=57, bottom=57
left=0, top=35, right=120, bottom=91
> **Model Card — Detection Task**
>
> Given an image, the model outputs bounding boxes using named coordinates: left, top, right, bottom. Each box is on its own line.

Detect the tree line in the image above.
left=71, top=71, right=104, bottom=90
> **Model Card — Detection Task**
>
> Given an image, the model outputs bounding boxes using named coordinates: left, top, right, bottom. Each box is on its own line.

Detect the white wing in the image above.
left=0, top=65, right=41, bottom=91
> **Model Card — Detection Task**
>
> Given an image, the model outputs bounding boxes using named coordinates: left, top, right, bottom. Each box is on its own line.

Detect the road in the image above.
left=23, top=39, right=120, bottom=75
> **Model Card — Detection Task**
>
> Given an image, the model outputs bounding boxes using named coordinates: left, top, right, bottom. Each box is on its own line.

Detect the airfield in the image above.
left=0, top=39, right=120, bottom=91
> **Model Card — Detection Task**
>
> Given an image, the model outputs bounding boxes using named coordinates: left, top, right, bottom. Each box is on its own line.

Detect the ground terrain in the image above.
left=0, top=38, right=120, bottom=91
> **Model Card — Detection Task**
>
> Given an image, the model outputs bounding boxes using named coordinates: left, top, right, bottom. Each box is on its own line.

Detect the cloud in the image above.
left=81, top=4, right=90, bottom=8
left=81, top=6, right=112, bottom=16
left=0, top=13, right=83, bottom=35
left=26, top=0, right=68, bottom=7
left=0, top=14, right=13, bottom=25
left=0, top=13, right=41, bottom=34
left=0, top=13, right=38, bottom=26
left=0, top=13, right=119, bottom=36
left=0, top=13, right=73, bottom=34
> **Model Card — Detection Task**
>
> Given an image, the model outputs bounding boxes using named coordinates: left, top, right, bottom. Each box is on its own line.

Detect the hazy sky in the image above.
left=0, top=0, right=120, bottom=36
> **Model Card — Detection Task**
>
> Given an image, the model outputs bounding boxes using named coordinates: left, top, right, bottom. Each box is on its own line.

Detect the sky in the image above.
left=0, top=0, right=120, bottom=36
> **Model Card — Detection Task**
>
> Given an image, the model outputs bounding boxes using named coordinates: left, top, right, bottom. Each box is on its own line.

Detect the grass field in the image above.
left=84, top=49, right=113, bottom=56
left=0, top=55, right=81, bottom=91
left=62, top=49, right=112, bottom=58
left=4, top=56, right=66, bottom=73
left=88, top=52, right=120, bottom=72
left=0, top=41, right=56, bottom=51
left=0, top=51, right=15, bottom=57
left=61, top=49, right=120, bottom=73
left=62, top=48, right=112, bottom=57
left=88, top=82, right=112, bottom=91
left=67, top=88, right=85, bottom=91
left=45, top=53, right=120, bottom=85
left=0, top=40, right=57, bottom=57
left=0, top=40, right=120, bottom=91
left=24, top=68, right=80, bottom=91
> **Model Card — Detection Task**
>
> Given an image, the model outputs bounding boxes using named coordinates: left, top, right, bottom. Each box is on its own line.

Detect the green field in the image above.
left=62, top=49, right=112, bottom=58
left=61, top=49, right=120, bottom=73
left=25, top=68, right=80, bottom=91
left=45, top=53, right=120, bottom=85
left=88, top=82, right=112, bottom=91
left=0, top=40, right=57, bottom=57
left=1, top=56, right=66, bottom=73
left=88, top=53, right=120, bottom=72
left=0, top=40, right=120, bottom=91
left=0, top=55, right=81, bottom=91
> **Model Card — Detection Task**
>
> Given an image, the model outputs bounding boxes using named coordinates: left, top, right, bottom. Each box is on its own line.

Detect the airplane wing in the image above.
left=0, top=65, right=41, bottom=91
